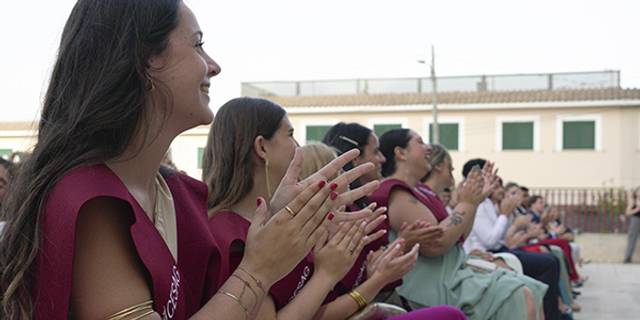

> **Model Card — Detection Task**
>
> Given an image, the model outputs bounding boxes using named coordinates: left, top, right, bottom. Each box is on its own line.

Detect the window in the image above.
left=305, top=125, right=332, bottom=144
left=0, top=149, right=12, bottom=160
left=428, top=123, right=459, bottom=151
left=373, top=123, right=402, bottom=137
left=563, top=121, right=595, bottom=149
left=197, top=147, right=204, bottom=169
left=502, top=122, right=534, bottom=150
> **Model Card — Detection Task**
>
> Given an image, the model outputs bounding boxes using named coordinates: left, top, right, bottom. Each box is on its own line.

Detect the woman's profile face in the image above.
left=148, top=3, right=221, bottom=132
left=354, top=133, right=386, bottom=183
left=403, top=131, right=431, bottom=177
left=264, top=115, right=299, bottom=183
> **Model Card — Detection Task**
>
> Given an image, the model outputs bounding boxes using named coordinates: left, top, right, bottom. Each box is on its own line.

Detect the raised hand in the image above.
left=513, top=214, right=533, bottom=229
left=500, top=188, right=523, bottom=215
left=480, top=161, right=500, bottom=198
left=397, top=220, right=444, bottom=253
left=326, top=203, right=387, bottom=246
left=240, top=179, right=335, bottom=287
left=270, top=149, right=378, bottom=216
left=458, top=166, right=485, bottom=206
left=366, top=238, right=419, bottom=285
left=314, top=220, right=368, bottom=282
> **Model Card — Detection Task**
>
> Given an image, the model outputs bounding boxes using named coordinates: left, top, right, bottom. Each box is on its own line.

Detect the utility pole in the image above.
left=418, top=46, right=439, bottom=144
left=430, top=45, right=439, bottom=144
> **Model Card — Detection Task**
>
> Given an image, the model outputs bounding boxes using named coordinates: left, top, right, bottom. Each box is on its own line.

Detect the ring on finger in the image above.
left=284, top=205, right=296, bottom=217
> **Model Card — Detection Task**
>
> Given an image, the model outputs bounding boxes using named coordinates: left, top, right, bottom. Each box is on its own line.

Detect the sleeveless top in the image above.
left=209, top=211, right=316, bottom=310
left=33, top=164, right=222, bottom=319
left=369, top=179, right=449, bottom=223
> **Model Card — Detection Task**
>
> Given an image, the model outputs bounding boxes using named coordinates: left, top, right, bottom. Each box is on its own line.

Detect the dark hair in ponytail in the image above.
left=322, top=122, right=373, bottom=208
left=379, top=129, right=412, bottom=177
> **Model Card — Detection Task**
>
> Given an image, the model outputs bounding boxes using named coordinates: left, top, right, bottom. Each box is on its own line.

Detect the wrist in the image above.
left=314, top=267, right=344, bottom=286
left=369, top=271, right=393, bottom=290
left=237, top=260, right=275, bottom=290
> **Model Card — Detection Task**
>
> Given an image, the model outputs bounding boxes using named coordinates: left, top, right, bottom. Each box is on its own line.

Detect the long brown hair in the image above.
left=202, top=97, right=286, bottom=214
left=0, top=0, right=180, bottom=317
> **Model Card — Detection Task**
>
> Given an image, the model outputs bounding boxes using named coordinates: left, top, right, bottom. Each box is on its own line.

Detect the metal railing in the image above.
left=241, top=70, right=621, bottom=97
left=530, top=188, right=631, bottom=233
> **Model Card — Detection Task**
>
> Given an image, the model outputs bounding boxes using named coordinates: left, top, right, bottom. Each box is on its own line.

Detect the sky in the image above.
left=1, top=0, right=639, bottom=121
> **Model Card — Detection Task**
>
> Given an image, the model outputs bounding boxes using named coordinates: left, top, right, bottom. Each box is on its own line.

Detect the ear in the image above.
left=434, top=162, right=446, bottom=174
left=393, top=146, right=406, bottom=161
left=254, top=135, right=268, bottom=162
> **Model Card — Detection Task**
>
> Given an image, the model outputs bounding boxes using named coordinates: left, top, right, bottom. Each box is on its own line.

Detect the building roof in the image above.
left=266, top=88, right=640, bottom=107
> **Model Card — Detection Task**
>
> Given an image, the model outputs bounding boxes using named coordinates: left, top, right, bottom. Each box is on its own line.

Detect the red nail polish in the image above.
left=330, top=183, right=338, bottom=190
left=330, top=192, right=338, bottom=200
left=327, top=212, right=335, bottom=220
left=256, top=198, right=262, bottom=206
left=318, top=180, right=326, bottom=188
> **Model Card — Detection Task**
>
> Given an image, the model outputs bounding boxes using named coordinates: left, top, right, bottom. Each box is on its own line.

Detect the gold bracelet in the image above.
left=348, top=290, right=368, bottom=310
left=107, top=300, right=153, bottom=320
left=236, top=266, right=266, bottom=293
left=218, top=291, right=250, bottom=320
left=231, top=273, right=259, bottom=302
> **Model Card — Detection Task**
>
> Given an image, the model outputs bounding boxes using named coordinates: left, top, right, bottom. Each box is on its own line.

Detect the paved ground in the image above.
left=573, top=263, right=640, bottom=319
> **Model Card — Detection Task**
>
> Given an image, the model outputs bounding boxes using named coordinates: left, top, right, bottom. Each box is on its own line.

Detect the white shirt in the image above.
left=463, top=198, right=509, bottom=252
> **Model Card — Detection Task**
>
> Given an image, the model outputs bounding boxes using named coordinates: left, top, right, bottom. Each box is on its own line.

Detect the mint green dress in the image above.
left=392, top=230, right=548, bottom=320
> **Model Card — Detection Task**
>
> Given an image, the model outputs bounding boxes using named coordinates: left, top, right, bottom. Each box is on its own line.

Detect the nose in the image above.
left=377, top=152, right=386, bottom=164
left=205, top=53, right=221, bottom=78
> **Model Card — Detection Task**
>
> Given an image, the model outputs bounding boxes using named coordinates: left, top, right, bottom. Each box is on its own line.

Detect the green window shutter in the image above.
left=429, top=123, right=459, bottom=151
left=0, top=149, right=12, bottom=159
left=373, top=124, right=402, bottom=137
left=306, top=125, right=332, bottom=144
left=502, top=122, right=534, bottom=150
left=563, top=121, right=595, bottom=149
left=197, top=147, right=204, bottom=169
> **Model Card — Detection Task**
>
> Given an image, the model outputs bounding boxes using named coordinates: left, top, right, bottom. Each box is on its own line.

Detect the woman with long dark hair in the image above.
left=0, top=1, right=350, bottom=319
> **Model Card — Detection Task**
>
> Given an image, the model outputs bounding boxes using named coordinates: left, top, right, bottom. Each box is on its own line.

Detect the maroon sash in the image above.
left=415, top=183, right=450, bottom=222
left=34, top=164, right=221, bottom=319
left=208, top=211, right=315, bottom=310
left=370, top=179, right=445, bottom=220
left=370, top=179, right=454, bottom=231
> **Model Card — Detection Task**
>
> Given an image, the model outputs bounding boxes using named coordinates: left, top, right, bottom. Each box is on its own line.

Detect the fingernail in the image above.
left=256, top=198, right=262, bottom=207
left=327, top=212, right=335, bottom=220
left=330, top=182, right=338, bottom=190
left=330, top=192, right=338, bottom=200
left=318, top=180, right=326, bottom=188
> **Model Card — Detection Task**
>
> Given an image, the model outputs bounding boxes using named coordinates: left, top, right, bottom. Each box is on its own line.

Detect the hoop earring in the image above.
left=265, top=159, right=273, bottom=199
left=146, top=78, right=155, bottom=91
